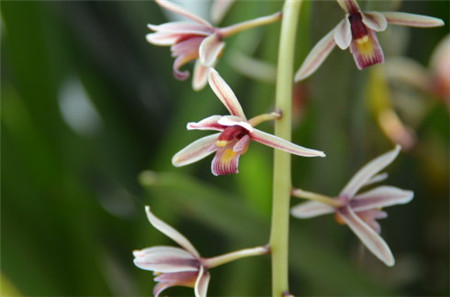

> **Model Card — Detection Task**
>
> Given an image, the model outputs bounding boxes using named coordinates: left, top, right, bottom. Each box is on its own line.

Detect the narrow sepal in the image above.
left=145, top=206, right=200, bottom=257
left=295, top=29, right=336, bottom=81
left=194, top=266, right=210, bottom=297
left=146, top=32, right=180, bottom=46
left=133, top=246, right=199, bottom=272
left=338, top=206, right=395, bottom=266
left=208, top=69, right=246, bottom=118
left=250, top=129, right=326, bottom=157
left=155, top=0, right=213, bottom=28
left=199, top=33, right=225, bottom=67
left=291, top=201, right=335, bottom=218
left=340, top=145, right=401, bottom=198
left=187, top=116, right=223, bottom=131
left=381, top=11, right=444, bottom=28
left=334, top=18, right=352, bottom=49
left=148, top=22, right=212, bottom=35
left=172, top=134, right=219, bottom=167
left=192, top=60, right=210, bottom=91
left=351, top=186, right=414, bottom=212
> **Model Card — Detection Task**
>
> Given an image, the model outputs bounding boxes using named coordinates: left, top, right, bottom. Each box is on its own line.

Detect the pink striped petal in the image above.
left=172, top=134, right=219, bottom=167
left=217, top=116, right=253, bottom=131
left=146, top=32, right=180, bottom=46
left=187, top=116, right=223, bottom=131
left=340, top=145, right=401, bottom=198
left=351, top=186, right=414, bottom=212
left=362, top=12, right=388, bottom=32
left=145, top=206, right=200, bottom=257
left=153, top=271, right=198, bottom=297
left=155, top=0, right=213, bottom=28
left=208, top=68, right=246, bottom=119
left=250, top=129, right=326, bottom=157
left=192, top=60, right=210, bottom=91
left=294, top=29, right=337, bottom=81
left=194, top=266, right=210, bottom=297
left=336, top=0, right=360, bottom=14
left=211, top=140, right=245, bottom=176
left=133, top=246, right=199, bottom=272
left=334, top=18, right=352, bottom=49
left=349, top=28, right=384, bottom=69
left=291, top=201, right=335, bottom=218
left=199, top=33, right=225, bottom=67
left=148, top=22, right=212, bottom=35
left=337, top=206, right=394, bottom=266
left=381, top=11, right=444, bottom=28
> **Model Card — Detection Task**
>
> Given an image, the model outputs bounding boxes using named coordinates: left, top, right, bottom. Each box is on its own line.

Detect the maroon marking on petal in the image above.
left=349, top=29, right=384, bottom=69
left=349, top=13, right=368, bottom=40
left=217, top=125, right=249, bottom=142
left=211, top=140, right=245, bottom=176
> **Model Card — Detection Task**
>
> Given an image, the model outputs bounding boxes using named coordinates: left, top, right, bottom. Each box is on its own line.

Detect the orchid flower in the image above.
left=291, top=145, right=413, bottom=266
left=147, top=0, right=281, bottom=90
left=133, top=206, right=270, bottom=297
left=172, top=69, right=325, bottom=176
left=295, top=0, right=444, bottom=81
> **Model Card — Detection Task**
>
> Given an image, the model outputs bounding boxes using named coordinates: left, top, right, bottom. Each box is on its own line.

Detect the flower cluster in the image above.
left=135, top=0, right=444, bottom=296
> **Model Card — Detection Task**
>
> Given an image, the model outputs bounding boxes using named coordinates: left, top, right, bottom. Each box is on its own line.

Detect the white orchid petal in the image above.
left=148, top=22, right=212, bottom=35
left=351, top=186, right=414, bottom=212
left=187, top=116, right=223, bottom=131
left=291, top=201, right=335, bottom=218
left=295, top=29, right=337, bottom=81
left=336, top=0, right=360, bottom=13
left=172, top=134, right=219, bottom=167
left=146, top=32, right=179, bottom=46
left=133, top=246, right=198, bottom=272
left=338, top=206, right=395, bottom=266
left=155, top=0, right=213, bottom=28
left=340, top=145, right=401, bottom=198
left=381, top=12, right=444, bottom=28
left=194, top=266, right=210, bottom=297
left=145, top=206, right=200, bottom=257
left=208, top=69, right=246, bottom=118
left=363, top=173, right=388, bottom=187
left=334, top=18, right=352, bottom=49
left=362, top=12, right=388, bottom=32
left=199, top=33, right=225, bottom=67
left=192, top=60, right=210, bottom=91
left=250, top=129, right=326, bottom=157
left=217, top=116, right=253, bottom=131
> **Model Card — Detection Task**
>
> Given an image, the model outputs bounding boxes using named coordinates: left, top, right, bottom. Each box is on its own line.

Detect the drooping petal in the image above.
left=211, top=140, right=244, bottom=175
left=208, top=68, right=246, bottom=119
left=339, top=145, right=401, bottom=198
left=350, top=186, right=414, bottom=212
left=217, top=116, right=253, bottom=131
left=145, top=206, right=201, bottom=257
left=294, top=29, right=337, bottom=81
left=291, top=201, right=335, bottom=218
left=250, top=129, right=326, bottom=157
left=349, top=28, right=384, bottom=70
left=192, top=60, right=210, bottom=91
left=381, top=11, right=444, bottom=28
left=199, top=33, right=225, bottom=67
left=153, top=271, right=198, bottom=297
left=356, top=209, right=387, bottom=234
left=133, top=246, right=199, bottom=273
left=336, top=0, right=360, bottom=14
left=362, top=12, right=388, bottom=32
left=172, top=134, right=219, bottom=167
left=334, top=18, right=352, bottom=49
left=155, top=0, right=213, bottom=28
left=211, top=0, right=235, bottom=24
left=337, top=206, right=394, bottom=266
left=172, top=37, right=204, bottom=80
left=187, top=116, right=224, bottom=131
left=148, top=22, right=213, bottom=35
left=194, top=266, right=211, bottom=297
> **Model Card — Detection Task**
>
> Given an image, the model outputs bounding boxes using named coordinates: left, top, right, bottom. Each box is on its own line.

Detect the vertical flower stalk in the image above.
left=270, top=1, right=302, bottom=296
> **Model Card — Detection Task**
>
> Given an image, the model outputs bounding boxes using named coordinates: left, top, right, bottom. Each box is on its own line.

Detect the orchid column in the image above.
left=270, top=1, right=302, bottom=296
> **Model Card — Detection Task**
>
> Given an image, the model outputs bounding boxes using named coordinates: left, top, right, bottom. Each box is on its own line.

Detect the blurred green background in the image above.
left=1, top=0, right=448, bottom=296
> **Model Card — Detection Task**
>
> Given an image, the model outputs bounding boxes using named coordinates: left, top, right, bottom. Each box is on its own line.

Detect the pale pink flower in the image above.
left=172, top=69, right=325, bottom=176
left=291, top=145, right=413, bottom=266
left=295, top=0, right=444, bottom=81
left=133, top=206, right=209, bottom=297
left=147, top=0, right=281, bottom=90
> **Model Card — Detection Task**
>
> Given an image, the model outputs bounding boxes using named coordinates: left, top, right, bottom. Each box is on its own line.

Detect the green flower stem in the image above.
left=203, top=245, right=270, bottom=269
left=269, top=1, right=302, bottom=296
